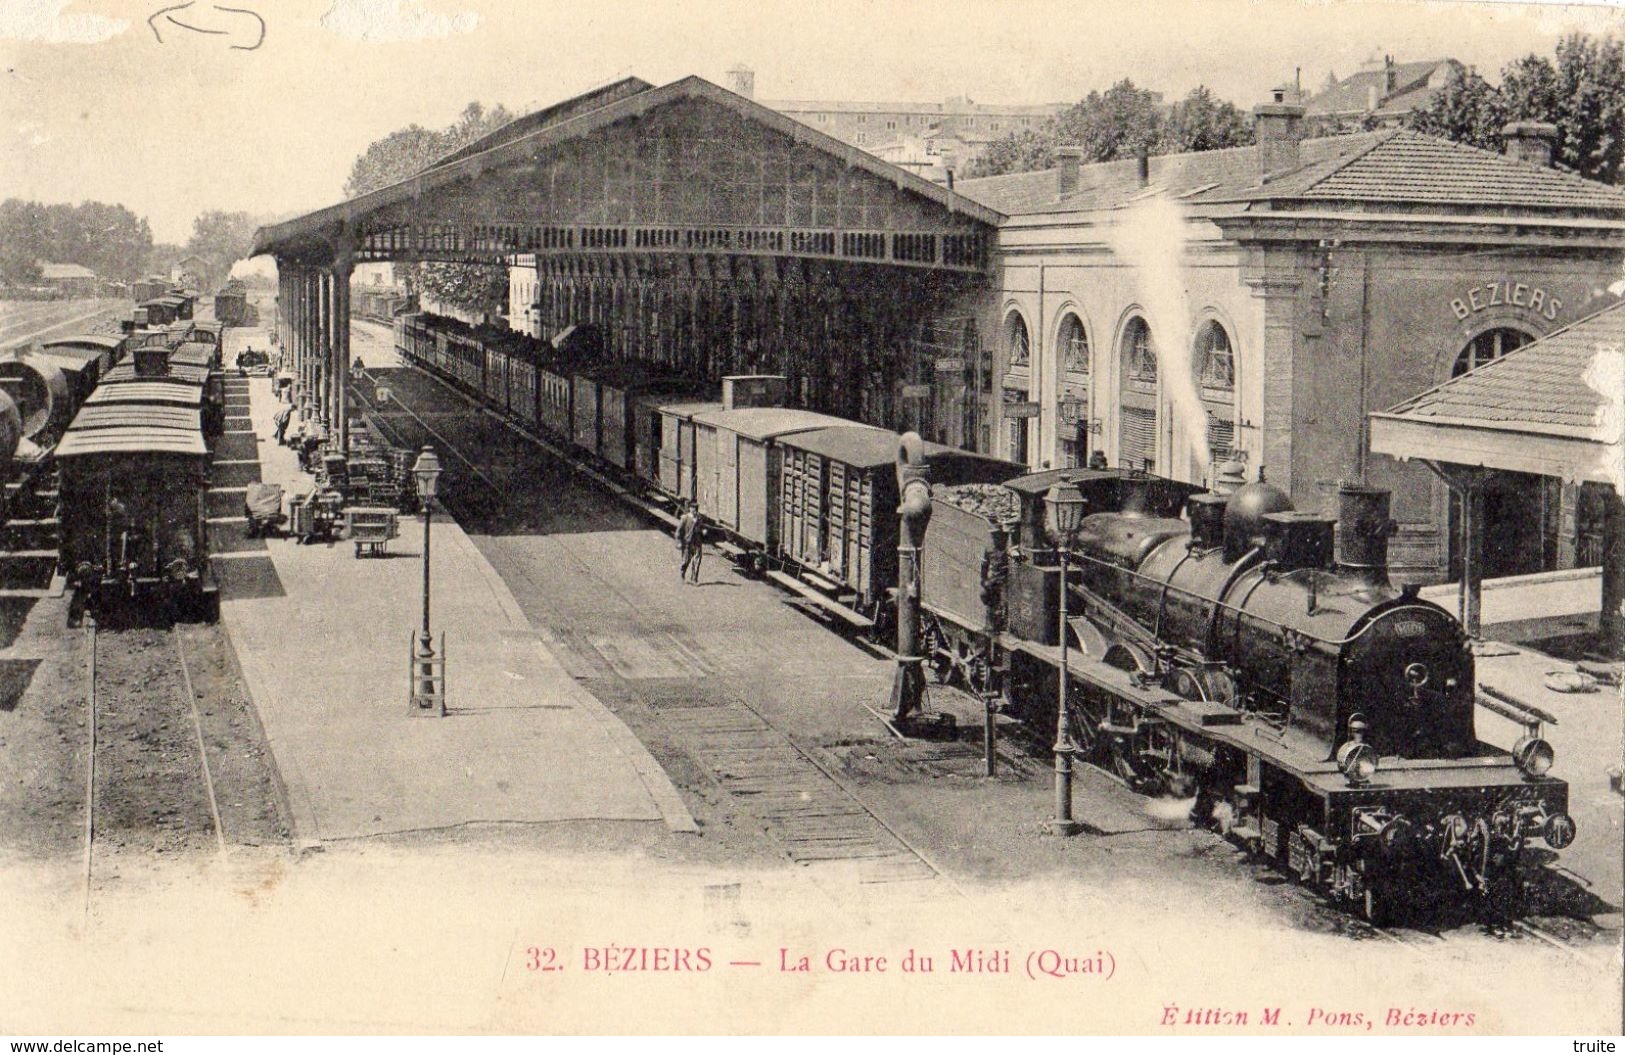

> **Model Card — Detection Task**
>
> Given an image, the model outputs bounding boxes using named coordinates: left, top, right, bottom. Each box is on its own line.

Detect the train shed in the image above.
left=253, top=75, right=1005, bottom=456
left=1370, top=299, right=1625, bottom=657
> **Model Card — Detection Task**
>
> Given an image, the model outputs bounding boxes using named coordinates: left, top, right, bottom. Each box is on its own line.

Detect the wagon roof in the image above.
left=56, top=427, right=207, bottom=458
left=25, top=350, right=99, bottom=375
left=169, top=343, right=217, bottom=365
left=775, top=424, right=899, bottom=467
left=688, top=407, right=858, bottom=440
left=648, top=399, right=723, bottom=419
left=68, top=405, right=200, bottom=432
left=86, top=382, right=203, bottom=406
left=42, top=334, right=124, bottom=351
left=103, top=363, right=211, bottom=384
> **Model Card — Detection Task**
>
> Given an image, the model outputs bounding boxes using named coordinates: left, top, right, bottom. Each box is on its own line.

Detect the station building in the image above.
left=261, top=75, right=1625, bottom=589
left=954, top=100, right=1625, bottom=582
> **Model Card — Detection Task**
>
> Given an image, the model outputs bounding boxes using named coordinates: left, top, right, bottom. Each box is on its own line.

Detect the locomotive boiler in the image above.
left=1030, top=473, right=1573, bottom=920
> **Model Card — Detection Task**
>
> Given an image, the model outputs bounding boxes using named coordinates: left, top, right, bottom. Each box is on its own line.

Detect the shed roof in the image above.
left=39, top=262, right=96, bottom=280
left=255, top=74, right=1002, bottom=258
left=1369, top=298, right=1625, bottom=482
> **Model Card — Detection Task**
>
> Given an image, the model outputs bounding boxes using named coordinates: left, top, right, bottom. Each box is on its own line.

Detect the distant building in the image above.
left=1305, top=55, right=1464, bottom=131
left=726, top=64, right=1065, bottom=181
left=39, top=262, right=98, bottom=297
left=171, top=253, right=211, bottom=290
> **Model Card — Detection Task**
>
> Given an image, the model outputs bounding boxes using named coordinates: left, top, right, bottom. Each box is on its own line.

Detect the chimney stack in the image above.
left=1056, top=146, right=1084, bottom=198
left=725, top=64, right=756, bottom=99
left=1502, top=121, right=1558, bottom=167
left=1254, top=89, right=1306, bottom=180
left=1383, top=54, right=1396, bottom=93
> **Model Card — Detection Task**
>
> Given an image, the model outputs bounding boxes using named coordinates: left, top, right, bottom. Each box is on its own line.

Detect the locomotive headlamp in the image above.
left=1511, top=734, right=1556, bottom=778
left=1543, top=812, right=1577, bottom=849
left=1336, top=714, right=1379, bottom=786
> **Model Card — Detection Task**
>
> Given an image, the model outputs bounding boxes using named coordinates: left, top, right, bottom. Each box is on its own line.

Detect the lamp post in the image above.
left=1045, top=481, right=1086, bottom=836
left=412, top=446, right=443, bottom=715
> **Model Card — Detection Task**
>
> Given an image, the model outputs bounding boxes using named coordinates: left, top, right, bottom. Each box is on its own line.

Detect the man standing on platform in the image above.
left=676, top=501, right=701, bottom=584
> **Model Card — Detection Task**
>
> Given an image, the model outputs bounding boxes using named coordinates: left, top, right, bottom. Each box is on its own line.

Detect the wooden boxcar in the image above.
left=597, top=369, right=704, bottom=473
left=689, top=407, right=855, bottom=552
left=43, top=333, right=126, bottom=373
left=56, top=407, right=215, bottom=620
left=777, top=427, right=1025, bottom=612
left=643, top=398, right=720, bottom=496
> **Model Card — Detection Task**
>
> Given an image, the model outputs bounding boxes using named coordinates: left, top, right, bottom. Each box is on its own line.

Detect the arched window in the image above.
left=1059, top=313, right=1089, bottom=374
left=1454, top=327, right=1532, bottom=377
left=1006, top=311, right=1030, bottom=367
left=1122, top=316, right=1155, bottom=381
left=1195, top=321, right=1235, bottom=390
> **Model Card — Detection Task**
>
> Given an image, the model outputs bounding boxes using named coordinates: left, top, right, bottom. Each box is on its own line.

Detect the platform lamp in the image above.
left=411, top=446, right=445, bottom=716
left=1045, top=481, right=1087, bottom=836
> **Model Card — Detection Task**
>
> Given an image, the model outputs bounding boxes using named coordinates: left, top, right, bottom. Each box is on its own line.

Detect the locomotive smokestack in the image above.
left=1336, top=484, right=1397, bottom=585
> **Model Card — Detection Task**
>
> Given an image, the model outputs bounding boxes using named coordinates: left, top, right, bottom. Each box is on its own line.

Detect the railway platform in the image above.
left=210, top=329, right=694, bottom=844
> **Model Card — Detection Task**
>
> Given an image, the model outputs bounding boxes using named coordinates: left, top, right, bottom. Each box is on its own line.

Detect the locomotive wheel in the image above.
left=1362, top=878, right=1393, bottom=927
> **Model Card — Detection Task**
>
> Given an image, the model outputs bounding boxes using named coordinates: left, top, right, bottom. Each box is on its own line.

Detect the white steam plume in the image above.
left=1105, top=194, right=1211, bottom=481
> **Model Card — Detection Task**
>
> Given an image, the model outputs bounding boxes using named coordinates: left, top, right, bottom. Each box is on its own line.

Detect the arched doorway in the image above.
left=1194, top=318, right=1238, bottom=473
left=1446, top=325, right=1556, bottom=580
left=1056, top=312, right=1091, bottom=468
left=1118, top=316, right=1157, bottom=472
left=1003, top=310, right=1032, bottom=465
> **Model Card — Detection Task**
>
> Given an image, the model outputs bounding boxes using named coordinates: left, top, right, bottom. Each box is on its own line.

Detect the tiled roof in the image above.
left=1380, top=298, right=1625, bottom=439
left=957, top=128, right=1625, bottom=217
left=1235, top=129, right=1625, bottom=211
left=1305, top=60, right=1458, bottom=117
left=955, top=132, right=1385, bottom=215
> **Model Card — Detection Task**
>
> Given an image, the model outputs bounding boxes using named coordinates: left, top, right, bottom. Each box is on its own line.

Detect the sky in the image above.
left=2, top=0, right=1622, bottom=246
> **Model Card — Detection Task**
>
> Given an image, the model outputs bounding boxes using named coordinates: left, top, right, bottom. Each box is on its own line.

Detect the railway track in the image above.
left=352, top=369, right=964, bottom=913
left=81, top=621, right=226, bottom=915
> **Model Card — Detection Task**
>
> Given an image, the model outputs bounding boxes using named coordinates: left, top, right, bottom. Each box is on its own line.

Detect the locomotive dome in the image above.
left=1223, top=480, right=1293, bottom=555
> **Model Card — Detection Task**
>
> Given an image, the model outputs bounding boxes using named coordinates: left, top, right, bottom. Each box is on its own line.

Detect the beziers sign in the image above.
left=1450, top=280, right=1562, bottom=322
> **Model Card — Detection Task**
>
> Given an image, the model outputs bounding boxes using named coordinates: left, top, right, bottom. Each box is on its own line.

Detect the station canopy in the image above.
left=1370, top=297, right=1625, bottom=483
left=253, top=75, right=1002, bottom=275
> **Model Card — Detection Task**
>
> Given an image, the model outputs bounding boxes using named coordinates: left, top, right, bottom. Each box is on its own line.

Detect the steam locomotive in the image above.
left=923, top=467, right=1575, bottom=922
left=394, top=311, right=1575, bottom=921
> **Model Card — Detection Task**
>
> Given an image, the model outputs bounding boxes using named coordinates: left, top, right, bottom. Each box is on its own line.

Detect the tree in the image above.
left=345, top=101, right=516, bottom=314
left=966, top=127, right=1055, bottom=178
left=967, top=82, right=1252, bottom=178
left=1055, top=79, right=1165, bottom=162
left=1158, top=85, right=1255, bottom=153
left=0, top=198, right=154, bottom=286
left=1409, top=33, right=1625, bottom=185
left=0, top=199, right=48, bottom=286
left=185, top=210, right=264, bottom=287
left=1409, top=65, right=1507, bottom=151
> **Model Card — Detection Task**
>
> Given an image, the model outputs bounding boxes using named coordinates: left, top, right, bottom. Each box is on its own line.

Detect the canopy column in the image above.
left=1422, top=461, right=1487, bottom=642
left=333, top=250, right=354, bottom=457
left=319, top=268, right=333, bottom=427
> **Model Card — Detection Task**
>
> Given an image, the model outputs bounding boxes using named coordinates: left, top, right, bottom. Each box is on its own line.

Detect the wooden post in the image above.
left=1602, top=484, right=1625, bottom=659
